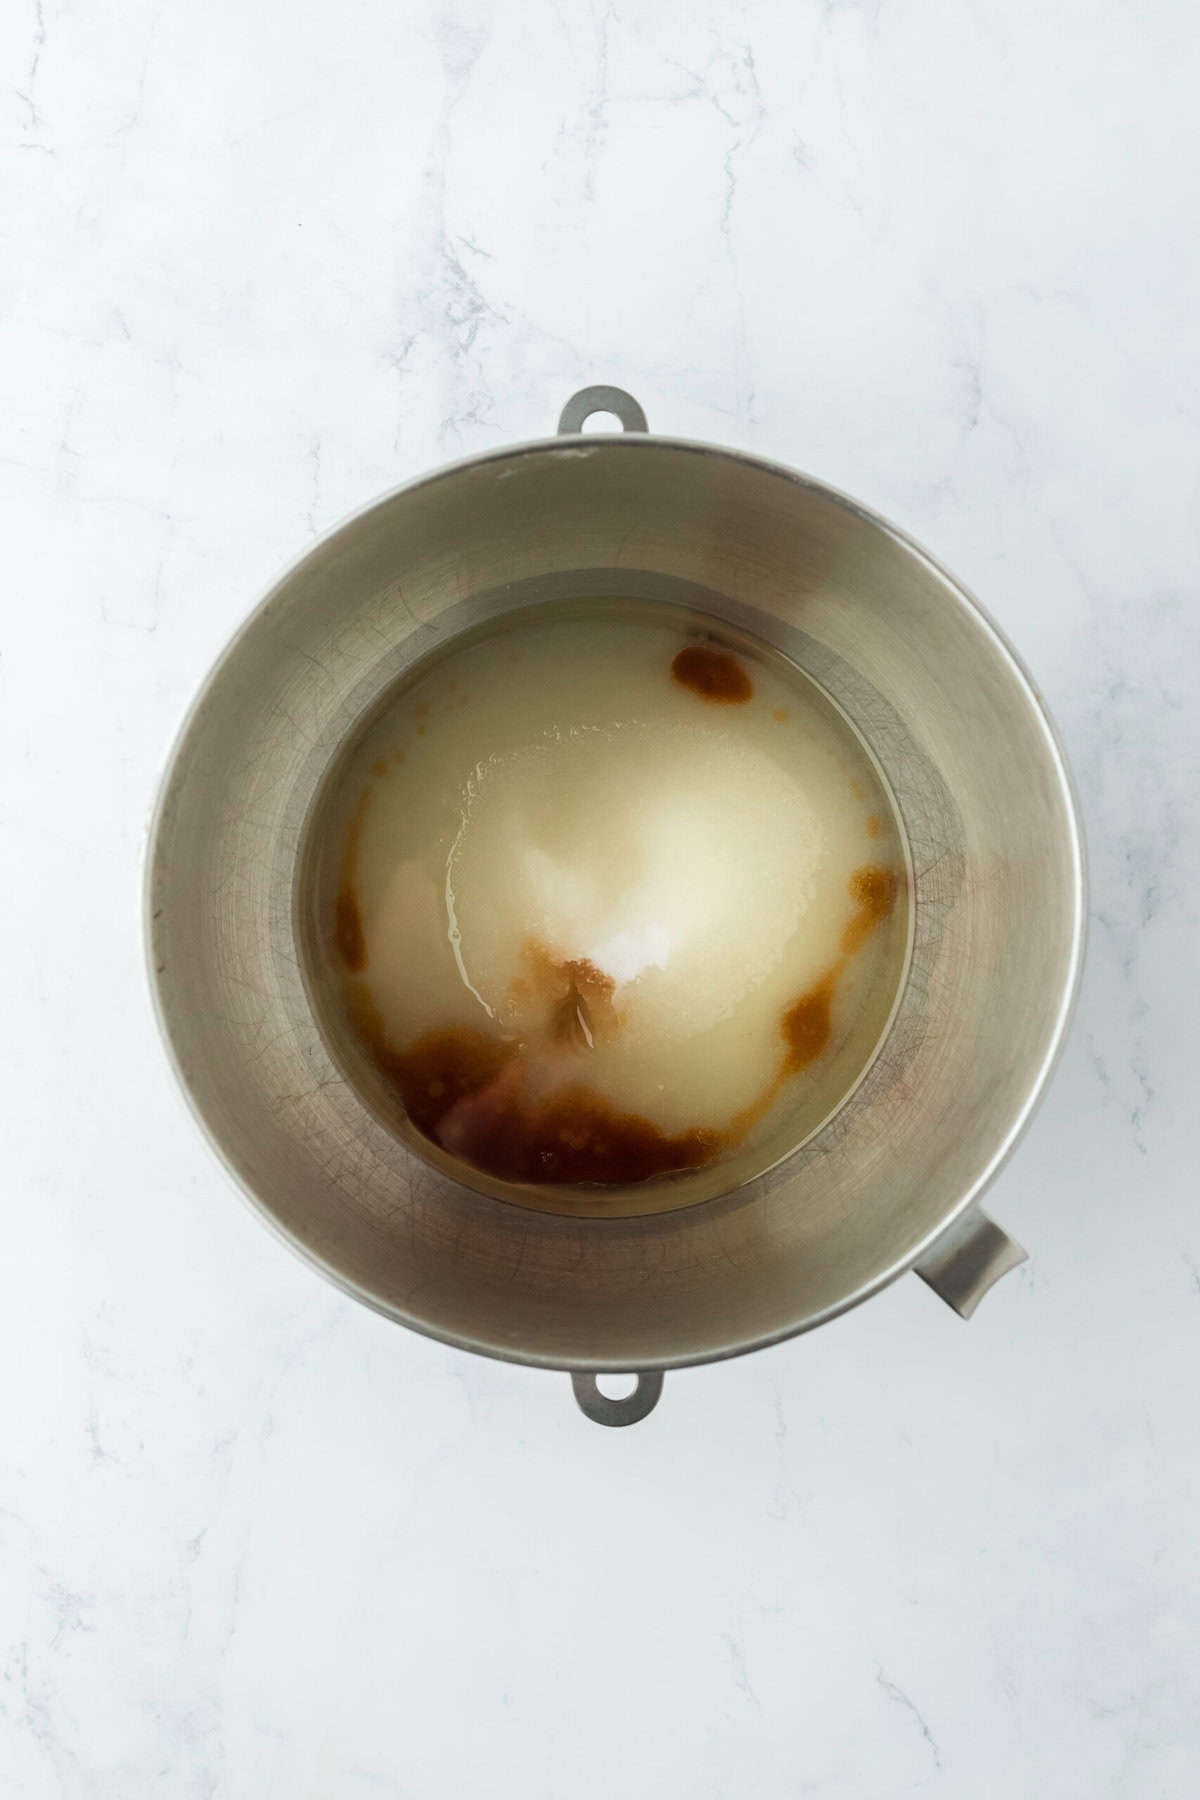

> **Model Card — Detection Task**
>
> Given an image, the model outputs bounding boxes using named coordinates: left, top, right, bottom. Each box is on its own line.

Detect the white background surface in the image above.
left=3, top=2, right=1199, bottom=1794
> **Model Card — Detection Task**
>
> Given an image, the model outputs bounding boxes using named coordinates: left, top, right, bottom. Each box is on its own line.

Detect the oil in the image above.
left=303, top=603, right=908, bottom=1201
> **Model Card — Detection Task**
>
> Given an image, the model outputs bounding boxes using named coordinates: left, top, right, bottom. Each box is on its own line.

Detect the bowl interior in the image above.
left=147, top=436, right=1083, bottom=1369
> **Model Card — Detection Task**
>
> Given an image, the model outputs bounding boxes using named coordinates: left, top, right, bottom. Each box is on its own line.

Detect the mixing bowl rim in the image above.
left=144, top=428, right=1088, bottom=1371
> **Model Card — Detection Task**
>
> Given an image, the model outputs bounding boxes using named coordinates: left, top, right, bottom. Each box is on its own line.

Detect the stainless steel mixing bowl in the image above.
left=146, top=385, right=1085, bottom=1426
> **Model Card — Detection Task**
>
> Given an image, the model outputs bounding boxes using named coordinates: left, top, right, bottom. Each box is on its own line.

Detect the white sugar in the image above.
left=312, top=605, right=907, bottom=1177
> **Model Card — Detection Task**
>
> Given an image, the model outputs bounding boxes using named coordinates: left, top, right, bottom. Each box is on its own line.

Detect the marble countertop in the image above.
left=4, top=1, right=1198, bottom=1793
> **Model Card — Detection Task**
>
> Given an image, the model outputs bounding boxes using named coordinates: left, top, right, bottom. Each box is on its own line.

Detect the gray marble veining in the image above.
left=2, top=0, right=1198, bottom=1793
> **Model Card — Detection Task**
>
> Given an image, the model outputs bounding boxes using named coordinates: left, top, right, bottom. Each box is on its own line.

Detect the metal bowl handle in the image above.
left=557, top=385, right=649, bottom=435
left=915, top=1208, right=1027, bottom=1318
left=571, top=1370, right=664, bottom=1426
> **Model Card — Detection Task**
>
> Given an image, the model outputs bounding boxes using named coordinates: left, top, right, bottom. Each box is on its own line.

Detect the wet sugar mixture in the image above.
left=307, top=607, right=907, bottom=1192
